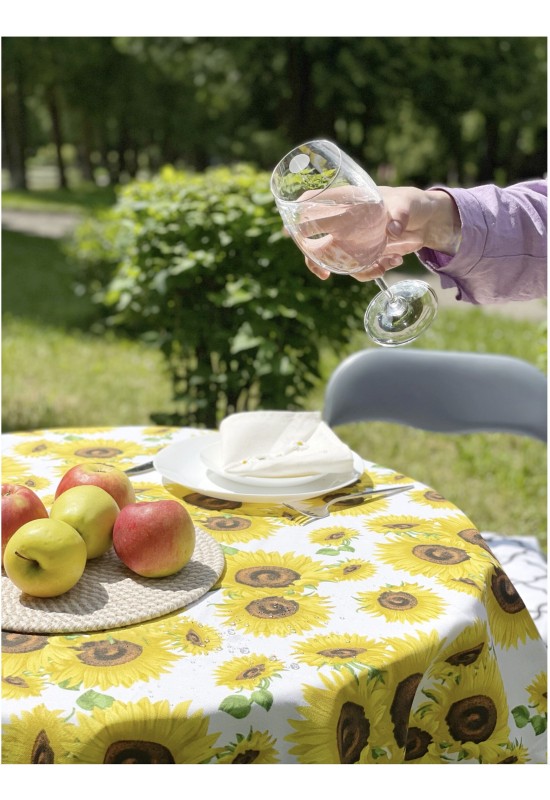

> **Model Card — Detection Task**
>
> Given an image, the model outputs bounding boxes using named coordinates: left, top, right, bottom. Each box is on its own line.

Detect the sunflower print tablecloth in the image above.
left=1, top=426, right=547, bottom=765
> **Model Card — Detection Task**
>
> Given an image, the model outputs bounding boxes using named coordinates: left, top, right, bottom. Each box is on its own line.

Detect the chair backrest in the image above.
left=322, top=349, right=547, bottom=442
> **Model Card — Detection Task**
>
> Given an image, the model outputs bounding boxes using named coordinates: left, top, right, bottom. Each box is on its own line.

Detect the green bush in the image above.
left=71, top=164, right=374, bottom=428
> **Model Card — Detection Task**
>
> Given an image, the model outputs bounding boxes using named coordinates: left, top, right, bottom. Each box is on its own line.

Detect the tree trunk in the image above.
left=285, top=40, right=314, bottom=143
left=77, top=113, right=95, bottom=183
left=2, top=63, right=28, bottom=190
left=47, top=86, right=68, bottom=189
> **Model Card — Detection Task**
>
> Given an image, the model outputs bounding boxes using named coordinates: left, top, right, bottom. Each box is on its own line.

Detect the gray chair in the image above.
left=322, top=348, right=547, bottom=442
left=322, top=347, right=547, bottom=642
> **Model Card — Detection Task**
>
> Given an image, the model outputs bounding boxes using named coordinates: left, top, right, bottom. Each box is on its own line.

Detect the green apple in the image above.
left=50, top=485, right=119, bottom=559
left=3, top=518, right=87, bottom=598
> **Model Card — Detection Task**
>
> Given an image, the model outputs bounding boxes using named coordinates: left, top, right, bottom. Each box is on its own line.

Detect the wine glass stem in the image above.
left=375, top=277, right=394, bottom=301
left=375, top=277, right=408, bottom=315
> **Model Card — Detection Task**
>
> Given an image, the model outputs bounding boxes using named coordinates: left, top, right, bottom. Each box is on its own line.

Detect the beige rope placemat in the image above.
left=1, top=528, right=225, bottom=635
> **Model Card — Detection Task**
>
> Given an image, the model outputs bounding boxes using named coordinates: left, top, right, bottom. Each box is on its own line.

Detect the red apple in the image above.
left=55, top=463, right=136, bottom=510
left=2, top=484, right=49, bottom=567
left=113, top=500, right=195, bottom=578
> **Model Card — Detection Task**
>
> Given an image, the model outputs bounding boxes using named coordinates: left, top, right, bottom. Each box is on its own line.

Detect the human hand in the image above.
left=303, top=186, right=461, bottom=282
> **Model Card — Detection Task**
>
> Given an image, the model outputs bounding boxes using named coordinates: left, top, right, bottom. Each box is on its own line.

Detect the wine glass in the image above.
left=270, top=139, right=438, bottom=346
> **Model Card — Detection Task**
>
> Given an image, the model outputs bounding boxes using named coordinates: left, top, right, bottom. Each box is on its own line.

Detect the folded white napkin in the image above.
left=218, top=410, right=355, bottom=478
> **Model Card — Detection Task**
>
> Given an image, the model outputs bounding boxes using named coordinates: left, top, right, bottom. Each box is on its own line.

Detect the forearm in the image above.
left=422, top=190, right=462, bottom=255
left=418, top=180, right=548, bottom=304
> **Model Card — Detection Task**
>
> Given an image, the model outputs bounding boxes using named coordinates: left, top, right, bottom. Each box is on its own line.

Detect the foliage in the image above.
left=70, top=165, right=374, bottom=428
left=2, top=211, right=546, bottom=545
left=2, top=37, right=546, bottom=191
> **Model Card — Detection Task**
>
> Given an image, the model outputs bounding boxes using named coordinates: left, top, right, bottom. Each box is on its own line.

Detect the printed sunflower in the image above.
left=2, top=704, right=72, bottom=764
left=63, top=698, right=220, bottom=763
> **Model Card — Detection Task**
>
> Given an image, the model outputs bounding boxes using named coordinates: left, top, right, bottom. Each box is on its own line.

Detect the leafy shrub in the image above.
left=71, top=164, right=374, bottom=427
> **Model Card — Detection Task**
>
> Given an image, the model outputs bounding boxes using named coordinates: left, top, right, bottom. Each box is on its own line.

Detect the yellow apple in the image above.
left=3, top=518, right=87, bottom=598
left=50, top=485, right=119, bottom=559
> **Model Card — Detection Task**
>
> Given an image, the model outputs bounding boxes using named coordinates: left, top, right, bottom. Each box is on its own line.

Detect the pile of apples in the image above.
left=1, top=463, right=196, bottom=598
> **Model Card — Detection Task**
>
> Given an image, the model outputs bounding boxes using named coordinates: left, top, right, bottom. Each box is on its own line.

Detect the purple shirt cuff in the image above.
left=417, top=181, right=547, bottom=304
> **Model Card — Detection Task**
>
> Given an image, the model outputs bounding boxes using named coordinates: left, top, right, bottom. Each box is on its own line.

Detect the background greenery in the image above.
left=2, top=36, right=547, bottom=548
left=2, top=192, right=546, bottom=548
left=3, top=37, right=547, bottom=191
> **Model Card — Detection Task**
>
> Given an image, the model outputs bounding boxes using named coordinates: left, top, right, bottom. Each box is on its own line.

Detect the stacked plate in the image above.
left=153, top=432, right=364, bottom=503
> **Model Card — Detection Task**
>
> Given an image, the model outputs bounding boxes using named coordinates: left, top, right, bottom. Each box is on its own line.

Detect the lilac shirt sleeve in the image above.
left=416, top=180, right=547, bottom=304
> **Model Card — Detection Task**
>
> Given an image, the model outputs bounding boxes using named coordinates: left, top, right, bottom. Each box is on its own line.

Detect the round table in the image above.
left=2, top=426, right=547, bottom=764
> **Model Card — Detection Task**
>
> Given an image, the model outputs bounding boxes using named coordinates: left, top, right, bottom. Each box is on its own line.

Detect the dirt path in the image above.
left=2, top=208, right=82, bottom=239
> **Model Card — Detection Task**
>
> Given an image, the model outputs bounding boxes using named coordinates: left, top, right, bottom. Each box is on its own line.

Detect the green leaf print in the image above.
left=511, top=705, right=530, bottom=728
left=251, top=689, right=273, bottom=711
left=219, top=694, right=252, bottom=719
left=76, top=689, right=115, bottom=710
left=530, top=715, right=547, bottom=735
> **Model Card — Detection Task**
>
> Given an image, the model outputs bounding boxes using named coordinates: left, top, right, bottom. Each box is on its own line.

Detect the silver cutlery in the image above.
left=284, top=484, right=414, bottom=524
left=124, top=461, right=155, bottom=476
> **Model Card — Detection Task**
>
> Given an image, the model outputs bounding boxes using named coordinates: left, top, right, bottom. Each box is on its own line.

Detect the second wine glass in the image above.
left=270, top=139, right=438, bottom=346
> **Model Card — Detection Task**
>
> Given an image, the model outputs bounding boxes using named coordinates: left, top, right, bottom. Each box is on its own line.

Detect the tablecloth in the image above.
left=2, top=426, right=547, bottom=764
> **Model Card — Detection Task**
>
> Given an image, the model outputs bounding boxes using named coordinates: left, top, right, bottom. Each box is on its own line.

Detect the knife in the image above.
left=124, top=461, right=155, bottom=476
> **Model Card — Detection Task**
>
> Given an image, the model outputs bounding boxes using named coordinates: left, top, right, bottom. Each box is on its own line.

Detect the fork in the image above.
left=283, top=484, right=414, bottom=524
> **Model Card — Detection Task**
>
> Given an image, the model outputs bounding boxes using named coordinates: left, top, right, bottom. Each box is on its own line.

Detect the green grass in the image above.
left=306, top=313, right=547, bottom=549
left=2, top=228, right=176, bottom=430
left=2, top=316, right=174, bottom=431
left=1, top=189, right=547, bottom=549
left=3, top=184, right=117, bottom=213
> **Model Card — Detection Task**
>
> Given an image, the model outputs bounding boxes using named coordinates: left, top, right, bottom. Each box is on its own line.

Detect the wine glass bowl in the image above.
left=271, top=139, right=438, bottom=347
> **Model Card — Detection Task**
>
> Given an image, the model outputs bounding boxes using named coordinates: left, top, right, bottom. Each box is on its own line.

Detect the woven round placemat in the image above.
left=1, top=528, right=225, bottom=634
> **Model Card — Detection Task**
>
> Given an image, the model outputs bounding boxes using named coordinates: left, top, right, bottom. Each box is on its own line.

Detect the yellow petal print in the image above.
left=308, top=525, right=359, bottom=548
left=286, top=669, right=387, bottom=763
left=186, top=509, right=277, bottom=544
left=2, top=671, right=45, bottom=700
left=2, top=456, right=34, bottom=483
left=11, top=439, right=60, bottom=459
left=377, top=629, right=444, bottom=761
left=1, top=632, right=52, bottom=675
left=292, top=632, right=391, bottom=671
left=527, top=672, right=547, bottom=714
left=367, top=513, right=449, bottom=535
left=153, top=616, right=223, bottom=655
left=363, top=469, right=414, bottom=487
left=375, top=530, right=493, bottom=583
left=63, top=697, right=220, bottom=763
left=2, top=704, right=72, bottom=764
left=356, top=581, right=447, bottom=624
left=50, top=437, right=158, bottom=469
left=323, top=559, right=377, bottom=582
left=484, top=565, right=542, bottom=649
left=45, top=628, right=179, bottom=690
left=494, top=741, right=531, bottom=763
left=414, top=652, right=511, bottom=763
left=408, top=488, right=456, bottom=509
left=214, top=653, right=284, bottom=690
left=215, top=591, right=332, bottom=637
left=429, top=619, right=489, bottom=681
left=216, top=729, right=280, bottom=763
left=141, top=426, right=179, bottom=437
left=223, top=549, right=326, bottom=593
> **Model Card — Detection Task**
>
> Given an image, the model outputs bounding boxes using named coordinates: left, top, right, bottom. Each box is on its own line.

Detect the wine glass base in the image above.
left=364, top=279, right=438, bottom=347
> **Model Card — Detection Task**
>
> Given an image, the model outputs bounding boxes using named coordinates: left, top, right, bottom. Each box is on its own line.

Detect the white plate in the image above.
left=153, top=432, right=365, bottom=503
left=200, top=441, right=319, bottom=487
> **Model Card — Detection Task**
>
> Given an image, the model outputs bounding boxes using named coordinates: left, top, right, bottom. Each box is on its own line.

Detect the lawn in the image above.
left=2, top=189, right=547, bottom=549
